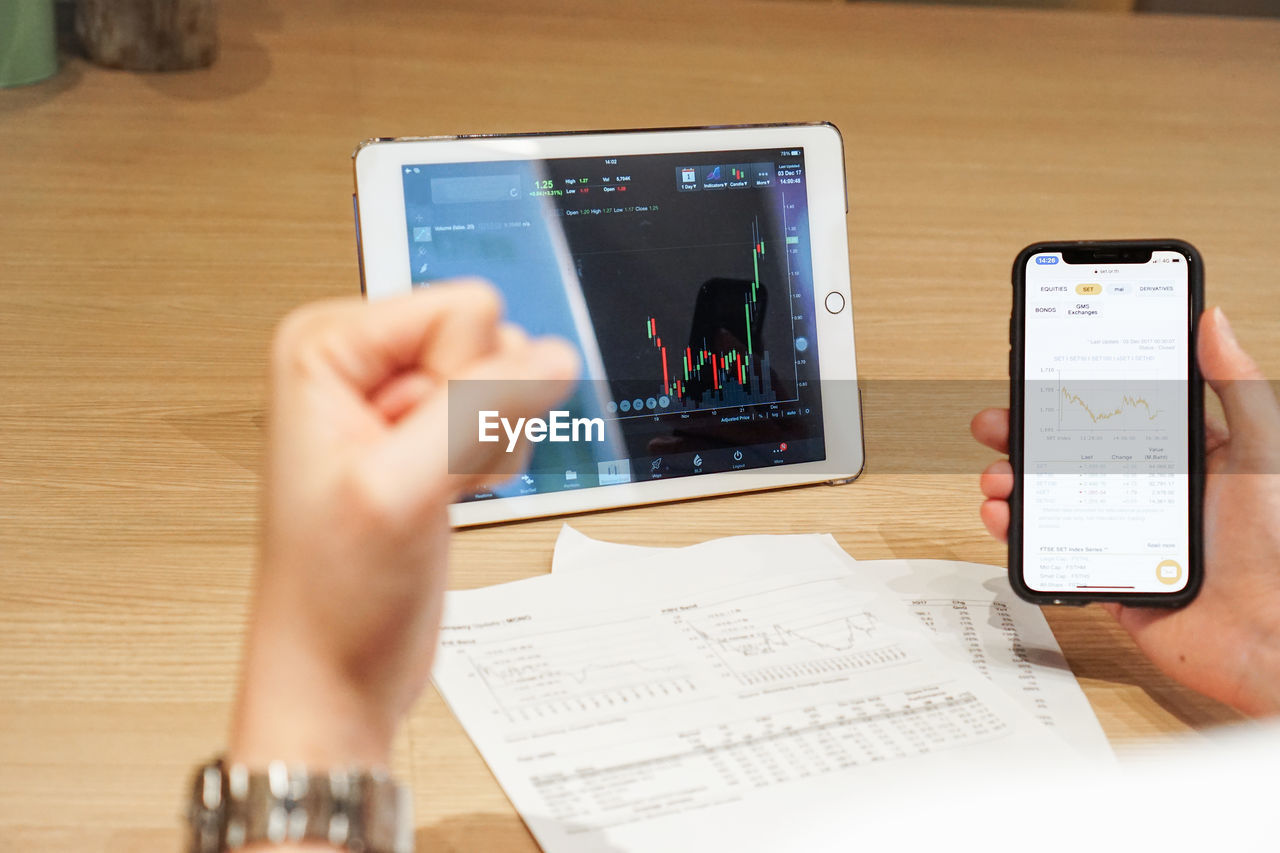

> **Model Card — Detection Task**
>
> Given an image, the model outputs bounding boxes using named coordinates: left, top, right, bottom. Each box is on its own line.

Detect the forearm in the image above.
left=230, top=604, right=397, bottom=768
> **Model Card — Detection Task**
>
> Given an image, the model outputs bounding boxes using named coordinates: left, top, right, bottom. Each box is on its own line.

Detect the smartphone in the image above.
left=1009, top=240, right=1204, bottom=606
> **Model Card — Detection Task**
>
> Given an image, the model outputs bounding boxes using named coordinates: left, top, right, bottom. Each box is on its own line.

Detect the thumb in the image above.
left=1198, top=307, right=1280, bottom=459
left=365, top=334, right=580, bottom=514
left=444, top=337, right=582, bottom=491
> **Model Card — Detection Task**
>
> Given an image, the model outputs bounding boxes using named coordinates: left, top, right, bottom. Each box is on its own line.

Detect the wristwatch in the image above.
left=185, top=756, right=414, bottom=853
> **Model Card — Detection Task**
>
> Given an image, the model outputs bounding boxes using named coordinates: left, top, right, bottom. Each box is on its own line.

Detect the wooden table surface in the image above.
left=2, top=0, right=1277, bottom=849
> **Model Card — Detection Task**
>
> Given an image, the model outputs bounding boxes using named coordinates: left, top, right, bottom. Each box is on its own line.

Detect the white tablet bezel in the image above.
left=353, top=123, right=863, bottom=526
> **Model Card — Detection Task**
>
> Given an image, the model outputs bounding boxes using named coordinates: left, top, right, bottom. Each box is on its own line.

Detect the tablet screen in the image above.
left=399, top=147, right=827, bottom=502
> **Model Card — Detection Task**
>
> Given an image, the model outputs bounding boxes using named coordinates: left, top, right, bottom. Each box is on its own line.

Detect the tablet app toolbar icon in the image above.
left=598, top=459, right=631, bottom=486
left=677, top=166, right=699, bottom=191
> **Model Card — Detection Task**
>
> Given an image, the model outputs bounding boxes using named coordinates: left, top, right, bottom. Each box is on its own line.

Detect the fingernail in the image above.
left=1214, top=306, right=1239, bottom=347
left=531, top=339, right=579, bottom=378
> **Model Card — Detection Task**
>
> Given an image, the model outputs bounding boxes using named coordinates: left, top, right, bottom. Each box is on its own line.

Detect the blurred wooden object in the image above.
left=900, top=0, right=1137, bottom=9
left=1, top=0, right=1277, bottom=849
left=76, top=0, right=217, bottom=70
left=1138, top=0, right=1279, bottom=15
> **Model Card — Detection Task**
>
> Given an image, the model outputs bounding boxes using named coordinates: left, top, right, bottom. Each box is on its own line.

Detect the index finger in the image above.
left=970, top=407, right=1010, bottom=455
left=273, top=279, right=504, bottom=394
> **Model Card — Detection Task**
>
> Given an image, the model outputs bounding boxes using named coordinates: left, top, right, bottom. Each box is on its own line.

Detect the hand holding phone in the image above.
left=1009, top=241, right=1205, bottom=606
left=976, top=300, right=1280, bottom=715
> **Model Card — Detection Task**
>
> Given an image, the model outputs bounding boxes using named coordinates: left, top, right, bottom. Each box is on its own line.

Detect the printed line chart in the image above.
left=464, top=616, right=698, bottom=721
left=669, top=577, right=914, bottom=686
left=459, top=575, right=918, bottom=719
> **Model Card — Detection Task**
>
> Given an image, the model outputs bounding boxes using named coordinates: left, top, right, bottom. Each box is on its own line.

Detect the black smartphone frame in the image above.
left=1009, top=239, right=1205, bottom=607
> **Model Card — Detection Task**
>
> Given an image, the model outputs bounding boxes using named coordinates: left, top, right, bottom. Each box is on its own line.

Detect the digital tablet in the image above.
left=353, top=123, right=863, bottom=526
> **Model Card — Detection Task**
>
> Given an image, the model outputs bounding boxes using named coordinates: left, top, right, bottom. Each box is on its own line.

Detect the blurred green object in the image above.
left=0, top=0, right=58, bottom=87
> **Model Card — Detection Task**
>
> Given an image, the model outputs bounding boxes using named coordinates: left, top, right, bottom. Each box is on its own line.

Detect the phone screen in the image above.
left=1020, top=248, right=1193, bottom=595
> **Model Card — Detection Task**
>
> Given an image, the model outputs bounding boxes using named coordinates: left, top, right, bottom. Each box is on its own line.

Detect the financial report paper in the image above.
left=432, top=536, right=1077, bottom=853
left=551, top=527, right=1112, bottom=757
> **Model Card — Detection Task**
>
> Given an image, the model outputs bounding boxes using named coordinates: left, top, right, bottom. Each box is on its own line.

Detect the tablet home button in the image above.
left=824, top=291, right=845, bottom=314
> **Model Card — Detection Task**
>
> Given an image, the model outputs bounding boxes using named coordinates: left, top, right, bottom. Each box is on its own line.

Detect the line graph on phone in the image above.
left=1053, top=371, right=1168, bottom=432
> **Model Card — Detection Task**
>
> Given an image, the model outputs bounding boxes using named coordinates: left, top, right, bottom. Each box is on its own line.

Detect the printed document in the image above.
left=551, top=526, right=1112, bottom=756
left=432, top=535, right=1080, bottom=853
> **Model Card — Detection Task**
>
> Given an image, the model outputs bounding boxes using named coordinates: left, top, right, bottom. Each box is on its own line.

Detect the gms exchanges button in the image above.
left=1075, top=283, right=1102, bottom=295
left=1156, top=559, right=1183, bottom=585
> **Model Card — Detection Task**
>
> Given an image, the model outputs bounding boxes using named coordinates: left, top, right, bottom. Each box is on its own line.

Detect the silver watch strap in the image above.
left=187, top=757, right=413, bottom=853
